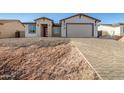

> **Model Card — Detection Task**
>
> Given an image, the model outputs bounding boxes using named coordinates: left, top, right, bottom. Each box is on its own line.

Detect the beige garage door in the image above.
left=67, top=24, right=93, bottom=38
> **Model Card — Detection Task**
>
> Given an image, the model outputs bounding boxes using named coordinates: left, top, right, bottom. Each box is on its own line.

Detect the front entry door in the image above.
left=42, top=24, right=48, bottom=37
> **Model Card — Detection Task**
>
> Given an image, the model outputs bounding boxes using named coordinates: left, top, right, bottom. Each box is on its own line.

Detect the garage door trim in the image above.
left=66, top=23, right=94, bottom=37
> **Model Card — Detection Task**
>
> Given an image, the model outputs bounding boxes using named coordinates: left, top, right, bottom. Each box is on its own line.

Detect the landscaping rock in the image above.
left=0, top=38, right=100, bottom=80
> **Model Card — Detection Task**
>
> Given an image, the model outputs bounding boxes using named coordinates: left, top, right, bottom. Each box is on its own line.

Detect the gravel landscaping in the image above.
left=0, top=38, right=99, bottom=80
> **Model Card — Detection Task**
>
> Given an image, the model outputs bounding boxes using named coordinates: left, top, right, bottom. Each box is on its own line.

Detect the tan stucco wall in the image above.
left=0, top=21, right=25, bottom=38
left=61, top=15, right=98, bottom=37
left=36, top=19, right=53, bottom=37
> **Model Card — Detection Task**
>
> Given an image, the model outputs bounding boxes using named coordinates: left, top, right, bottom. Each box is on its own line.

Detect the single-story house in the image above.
left=0, top=20, right=25, bottom=38
left=98, top=23, right=124, bottom=37
left=0, top=14, right=100, bottom=38
left=23, top=13, right=101, bottom=38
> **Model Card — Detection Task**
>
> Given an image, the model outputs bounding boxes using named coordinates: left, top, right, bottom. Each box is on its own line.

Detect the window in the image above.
left=53, top=27, right=60, bottom=34
left=28, top=24, right=36, bottom=33
left=54, top=29, right=59, bottom=34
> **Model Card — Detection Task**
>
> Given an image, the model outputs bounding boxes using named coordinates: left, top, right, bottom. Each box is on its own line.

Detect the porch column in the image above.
left=47, top=24, right=52, bottom=37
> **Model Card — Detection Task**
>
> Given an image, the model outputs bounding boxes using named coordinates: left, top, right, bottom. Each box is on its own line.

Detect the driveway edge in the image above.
left=73, top=42, right=103, bottom=80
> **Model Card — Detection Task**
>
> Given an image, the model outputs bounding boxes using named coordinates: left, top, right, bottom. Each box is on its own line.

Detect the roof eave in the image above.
left=60, top=13, right=101, bottom=22
left=34, top=17, right=54, bottom=22
left=22, top=22, right=36, bottom=24
left=0, top=19, right=25, bottom=27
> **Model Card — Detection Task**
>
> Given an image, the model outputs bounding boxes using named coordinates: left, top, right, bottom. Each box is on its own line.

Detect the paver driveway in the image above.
left=71, top=38, right=124, bottom=80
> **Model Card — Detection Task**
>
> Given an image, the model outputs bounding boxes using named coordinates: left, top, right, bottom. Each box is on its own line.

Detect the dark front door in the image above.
left=42, top=24, right=48, bottom=37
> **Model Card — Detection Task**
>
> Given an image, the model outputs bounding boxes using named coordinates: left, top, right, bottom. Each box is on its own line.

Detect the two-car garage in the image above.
left=66, top=23, right=93, bottom=38
left=60, top=14, right=101, bottom=38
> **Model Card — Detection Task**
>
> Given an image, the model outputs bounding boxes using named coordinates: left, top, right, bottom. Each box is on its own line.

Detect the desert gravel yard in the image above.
left=0, top=38, right=99, bottom=80
left=71, top=38, right=124, bottom=80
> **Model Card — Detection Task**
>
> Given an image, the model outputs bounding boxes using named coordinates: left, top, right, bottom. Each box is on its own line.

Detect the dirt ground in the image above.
left=119, top=36, right=124, bottom=42
left=72, top=38, right=124, bottom=80
left=0, top=38, right=99, bottom=80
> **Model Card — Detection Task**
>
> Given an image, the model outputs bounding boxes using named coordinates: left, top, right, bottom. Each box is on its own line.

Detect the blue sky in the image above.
left=0, top=13, right=124, bottom=24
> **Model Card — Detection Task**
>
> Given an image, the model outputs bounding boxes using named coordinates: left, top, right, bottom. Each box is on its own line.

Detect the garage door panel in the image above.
left=67, top=24, right=93, bottom=38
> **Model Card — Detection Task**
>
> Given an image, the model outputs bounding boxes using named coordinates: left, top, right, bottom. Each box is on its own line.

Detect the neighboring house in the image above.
left=98, top=23, right=124, bottom=37
left=23, top=13, right=101, bottom=38
left=0, top=20, right=25, bottom=38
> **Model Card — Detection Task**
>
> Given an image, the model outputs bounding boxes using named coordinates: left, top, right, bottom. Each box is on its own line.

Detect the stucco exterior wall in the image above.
left=36, top=19, right=53, bottom=37
left=94, top=24, right=98, bottom=37
left=24, top=24, right=37, bottom=37
left=114, top=26, right=121, bottom=36
left=0, top=21, right=25, bottom=38
left=98, top=25, right=115, bottom=36
left=98, top=25, right=122, bottom=36
left=61, top=15, right=98, bottom=37
left=120, top=25, right=124, bottom=36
